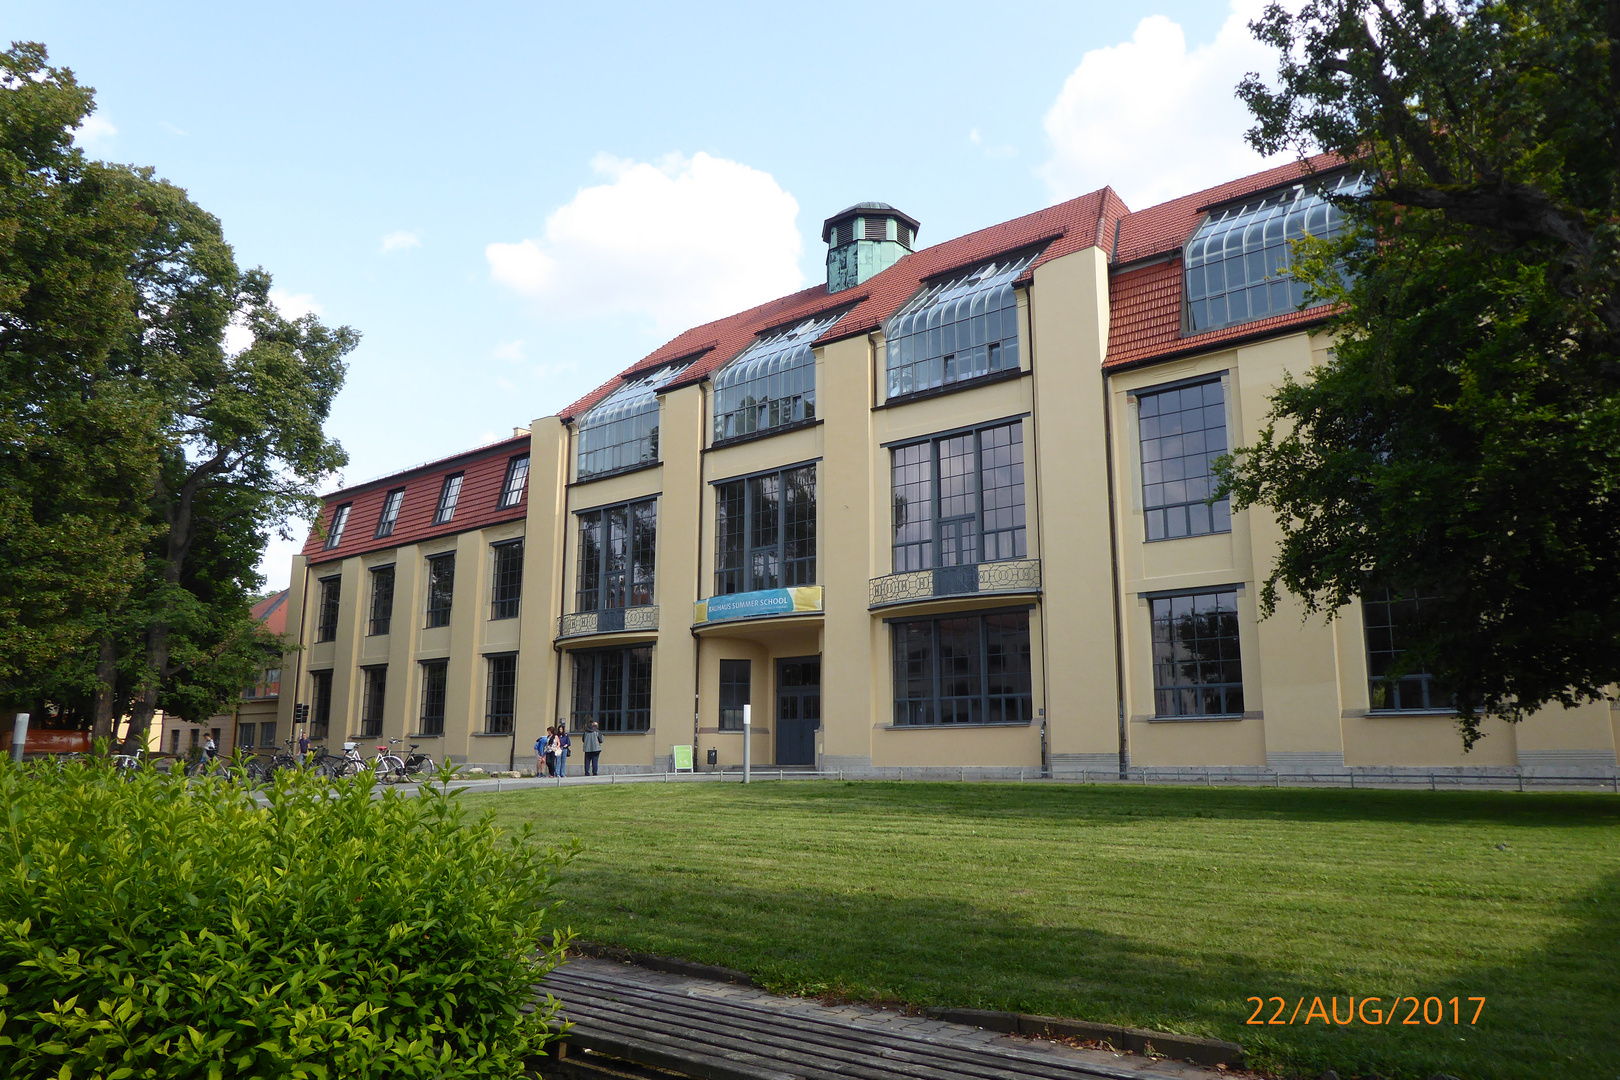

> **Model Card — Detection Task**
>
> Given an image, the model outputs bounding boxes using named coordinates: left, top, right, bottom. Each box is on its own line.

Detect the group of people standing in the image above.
left=536, top=721, right=603, bottom=777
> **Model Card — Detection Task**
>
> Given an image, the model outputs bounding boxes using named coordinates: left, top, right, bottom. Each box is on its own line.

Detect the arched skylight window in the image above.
left=712, top=311, right=843, bottom=442
left=884, top=247, right=1042, bottom=400
left=576, top=364, right=685, bottom=480
left=1184, top=171, right=1368, bottom=333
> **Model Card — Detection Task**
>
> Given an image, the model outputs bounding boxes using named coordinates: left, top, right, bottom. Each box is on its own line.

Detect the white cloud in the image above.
left=160, top=121, right=189, bottom=137
left=969, top=128, right=1017, bottom=159
left=73, top=114, right=117, bottom=151
left=493, top=339, right=526, bottom=362
left=486, top=151, right=804, bottom=333
left=1039, top=0, right=1294, bottom=209
left=380, top=230, right=421, bottom=253
left=269, top=288, right=323, bottom=320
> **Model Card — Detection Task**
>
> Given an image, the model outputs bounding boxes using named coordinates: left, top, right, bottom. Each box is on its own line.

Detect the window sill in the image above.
left=708, top=417, right=822, bottom=452
left=406, top=732, right=444, bottom=739
left=883, top=720, right=1032, bottom=730
left=1143, top=526, right=1233, bottom=544
left=1146, top=714, right=1246, bottom=722
left=365, top=631, right=390, bottom=638
left=569, top=460, right=661, bottom=487
left=1365, top=709, right=1457, bottom=717
left=877, top=366, right=1026, bottom=410
left=471, top=731, right=514, bottom=738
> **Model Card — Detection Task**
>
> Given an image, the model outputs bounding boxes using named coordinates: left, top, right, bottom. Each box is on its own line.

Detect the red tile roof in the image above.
left=251, top=589, right=290, bottom=637
left=301, top=434, right=531, bottom=566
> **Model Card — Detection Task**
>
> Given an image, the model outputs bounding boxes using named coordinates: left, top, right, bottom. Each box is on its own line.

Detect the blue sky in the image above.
left=5, top=0, right=1291, bottom=588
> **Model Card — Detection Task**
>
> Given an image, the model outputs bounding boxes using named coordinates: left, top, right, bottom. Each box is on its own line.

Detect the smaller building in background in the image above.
left=167, top=589, right=289, bottom=760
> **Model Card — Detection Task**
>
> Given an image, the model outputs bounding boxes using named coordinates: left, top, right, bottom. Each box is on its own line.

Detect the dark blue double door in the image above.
left=775, top=656, right=821, bottom=766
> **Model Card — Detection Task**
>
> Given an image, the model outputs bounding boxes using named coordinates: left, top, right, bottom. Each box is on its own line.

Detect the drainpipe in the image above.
left=289, top=557, right=312, bottom=752
left=1102, top=367, right=1129, bottom=780
left=1025, top=285, right=1054, bottom=779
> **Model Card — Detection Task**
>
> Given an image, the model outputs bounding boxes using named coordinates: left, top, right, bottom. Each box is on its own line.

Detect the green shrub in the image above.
left=0, top=757, right=573, bottom=1079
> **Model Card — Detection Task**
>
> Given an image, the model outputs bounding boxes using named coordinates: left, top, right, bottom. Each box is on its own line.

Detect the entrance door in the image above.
left=775, top=656, right=821, bottom=766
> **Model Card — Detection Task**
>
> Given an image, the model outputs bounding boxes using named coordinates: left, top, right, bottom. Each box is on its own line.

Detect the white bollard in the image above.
left=9, top=712, right=29, bottom=763
left=742, top=704, right=751, bottom=785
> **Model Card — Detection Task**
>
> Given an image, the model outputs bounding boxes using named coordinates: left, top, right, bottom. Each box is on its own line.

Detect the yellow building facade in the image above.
left=279, top=167, right=1620, bottom=778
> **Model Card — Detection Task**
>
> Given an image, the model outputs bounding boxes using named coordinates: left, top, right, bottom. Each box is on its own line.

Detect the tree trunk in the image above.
left=91, top=632, right=118, bottom=747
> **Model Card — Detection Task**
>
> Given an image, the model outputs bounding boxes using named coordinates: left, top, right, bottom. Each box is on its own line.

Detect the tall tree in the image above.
left=1218, top=0, right=1620, bottom=745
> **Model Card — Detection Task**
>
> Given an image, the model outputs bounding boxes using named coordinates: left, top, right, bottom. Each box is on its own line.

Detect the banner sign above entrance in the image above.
left=694, top=586, right=822, bottom=626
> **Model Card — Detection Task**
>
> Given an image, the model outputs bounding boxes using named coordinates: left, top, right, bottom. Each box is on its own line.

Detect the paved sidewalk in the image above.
left=539, top=956, right=1235, bottom=1080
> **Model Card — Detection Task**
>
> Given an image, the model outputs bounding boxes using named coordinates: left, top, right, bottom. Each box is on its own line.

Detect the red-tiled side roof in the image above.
left=558, top=186, right=1132, bottom=422
left=1112, top=153, right=1344, bottom=265
left=251, top=589, right=290, bottom=637
left=302, top=435, right=531, bottom=566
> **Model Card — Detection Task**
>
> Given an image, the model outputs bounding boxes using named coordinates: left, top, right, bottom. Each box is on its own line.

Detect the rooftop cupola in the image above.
left=822, top=202, right=919, bottom=293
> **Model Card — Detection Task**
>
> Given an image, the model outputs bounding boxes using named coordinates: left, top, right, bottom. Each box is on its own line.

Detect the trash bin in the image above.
left=707, top=748, right=718, bottom=766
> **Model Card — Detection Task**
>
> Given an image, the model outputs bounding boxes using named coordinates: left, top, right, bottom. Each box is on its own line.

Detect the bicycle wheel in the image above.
left=379, top=755, right=407, bottom=783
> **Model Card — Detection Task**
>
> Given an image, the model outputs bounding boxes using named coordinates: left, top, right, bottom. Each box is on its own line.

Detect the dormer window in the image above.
left=712, top=312, right=843, bottom=442
left=433, top=473, right=463, bottom=524
left=375, top=488, right=404, bottom=538
left=323, top=504, right=350, bottom=550
left=499, top=454, right=530, bottom=508
left=576, top=364, right=684, bottom=480
left=884, top=247, right=1043, bottom=400
left=1184, top=171, right=1367, bottom=333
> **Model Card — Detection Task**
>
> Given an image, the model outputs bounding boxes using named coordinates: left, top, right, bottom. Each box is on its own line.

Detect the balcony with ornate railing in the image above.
left=557, top=605, right=659, bottom=640
left=869, top=558, right=1041, bottom=610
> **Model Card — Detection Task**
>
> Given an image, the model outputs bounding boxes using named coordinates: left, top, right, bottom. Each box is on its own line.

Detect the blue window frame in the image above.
left=1184, top=171, right=1367, bottom=333
left=884, top=248, right=1041, bottom=399
left=712, top=312, right=842, bottom=442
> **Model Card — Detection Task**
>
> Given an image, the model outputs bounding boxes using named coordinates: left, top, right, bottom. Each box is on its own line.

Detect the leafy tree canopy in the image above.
left=1219, top=0, right=1620, bottom=745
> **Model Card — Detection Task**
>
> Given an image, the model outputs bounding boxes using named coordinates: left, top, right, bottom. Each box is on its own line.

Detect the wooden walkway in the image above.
left=538, top=958, right=1223, bottom=1080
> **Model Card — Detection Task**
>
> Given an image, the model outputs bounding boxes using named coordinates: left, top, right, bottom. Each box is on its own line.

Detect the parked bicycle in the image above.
left=399, top=740, right=436, bottom=780
left=369, top=740, right=408, bottom=784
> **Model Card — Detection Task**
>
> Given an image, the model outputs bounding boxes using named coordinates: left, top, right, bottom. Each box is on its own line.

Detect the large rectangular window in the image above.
left=309, top=669, right=333, bottom=739
left=571, top=647, right=652, bottom=733
left=375, top=488, right=404, bottom=538
left=892, top=610, right=1032, bottom=726
left=576, top=499, right=656, bottom=612
left=323, top=504, right=351, bottom=550
left=1138, top=380, right=1231, bottom=541
left=360, top=666, right=387, bottom=737
left=719, top=659, right=750, bottom=731
left=883, top=250, right=1039, bottom=399
left=433, top=473, right=464, bottom=525
left=418, top=660, right=447, bottom=736
left=485, top=654, right=517, bottom=734
left=715, top=464, right=816, bottom=594
left=238, top=722, right=256, bottom=749
left=491, top=540, right=524, bottom=620
left=369, top=565, right=395, bottom=636
left=315, top=576, right=341, bottom=642
left=1363, top=585, right=1450, bottom=711
left=1150, top=588, right=1244, bottom=718
left=891, top=422, right=1025, bottom=572
left=425, top=553, right=455, bottom=628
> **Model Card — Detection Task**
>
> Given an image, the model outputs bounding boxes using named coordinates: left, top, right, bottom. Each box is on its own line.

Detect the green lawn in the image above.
left=485, top=781, right=1619, bottom=1080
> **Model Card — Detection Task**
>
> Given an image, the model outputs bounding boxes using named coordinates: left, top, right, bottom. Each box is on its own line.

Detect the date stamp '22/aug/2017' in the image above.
left=1247, top=996, right=1486, bottom=1026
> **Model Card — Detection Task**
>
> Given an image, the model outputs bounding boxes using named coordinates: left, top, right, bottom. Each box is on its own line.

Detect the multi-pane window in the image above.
left=259, top=721, right=276, bottom=749
left=433, top=473, right=464, bottom=525
left=712, top=312, right=842, bottom=442
left=425, top=553, right=455, bottom=628
left=1138, top=380, right=1231, bottom=541
left=571, top=647, right=653, bottom=733
left=360, top=666, right=387, bottom=737
left=315, top=576, right=341, bottom=642
left=1363, top=585, right=1450, bottom=711
left=368, top=565, right=395, bottom=636
left=576, top=364, right=684, bottom=480
left=891, top=422, right=1025, bottom=572
left=1185, top=171, right=1367, bottom=332
left=576, top=500, right=657, bottom=612
left=323, top=504, right=351, bottom=550
left=884, top=248, right=1040, bottom=399
left=892, top=611, right=1032, bottom=726
left=719, top=659, right=750, bottom=731
left=418, top=660, right=447, bottom=736
left=490, top=540, right=524, bottom=620
left=1150, top=589, right=1244, bottom=718
left=500, top=454, right=530, bottom=508
left=375, top=488, right=404, bottom=538
left=309, top=669, right=333, bottom=739
left=238, top=722, right=256, bottom=749
left=485, top=654, right=517, bottom=734
left=715, top=464, right=816, bottom=595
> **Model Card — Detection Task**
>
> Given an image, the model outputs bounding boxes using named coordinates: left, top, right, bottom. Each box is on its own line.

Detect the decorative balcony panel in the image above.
left=557, top=605, right=659, bottom=640
left=694, top=585, right=822, bottom=627
left=869, top=558, right=1041, bottom=609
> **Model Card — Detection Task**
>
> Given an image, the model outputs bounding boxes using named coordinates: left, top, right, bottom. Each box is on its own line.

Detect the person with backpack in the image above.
left=555, top=724, right=571, bottom=777
left=534, top=728, right=552, bottom=776
left=581, top=720, right=603, bottom=776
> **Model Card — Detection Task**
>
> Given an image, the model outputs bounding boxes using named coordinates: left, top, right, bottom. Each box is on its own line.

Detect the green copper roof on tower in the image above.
left=822, top=202, right=920, bottom=293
